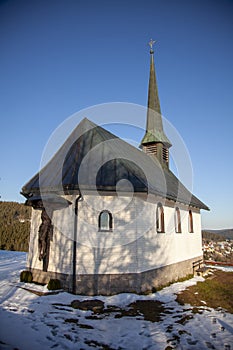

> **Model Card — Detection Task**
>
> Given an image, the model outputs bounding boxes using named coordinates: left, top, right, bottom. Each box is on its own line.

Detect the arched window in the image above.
left=188, top=210, right=194, bottom=233
left=98, top=210, right=113, bottom=231
left=156, top=203, right=165, bottom=233
left=175, top=207, right=182, bottom=233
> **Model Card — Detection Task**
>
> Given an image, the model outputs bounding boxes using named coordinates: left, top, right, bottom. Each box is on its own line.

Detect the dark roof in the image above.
left=21, top=118, right=209, bottom=210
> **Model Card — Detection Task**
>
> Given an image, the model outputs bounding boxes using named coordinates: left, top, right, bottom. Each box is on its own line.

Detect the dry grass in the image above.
left=176, top=270, right=233, bottom=313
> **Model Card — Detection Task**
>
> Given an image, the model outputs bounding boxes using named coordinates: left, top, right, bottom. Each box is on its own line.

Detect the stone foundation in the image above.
left=28, top=268, right=72, bottom=290
left=29, top=255, right=203, bottom=295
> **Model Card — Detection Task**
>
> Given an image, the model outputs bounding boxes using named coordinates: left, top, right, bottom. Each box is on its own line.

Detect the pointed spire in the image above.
left=141, top=40, right=171, bottom=146
left=147, top=39, right=161, bottom=117
left=141, top=40, right=171, bottom=167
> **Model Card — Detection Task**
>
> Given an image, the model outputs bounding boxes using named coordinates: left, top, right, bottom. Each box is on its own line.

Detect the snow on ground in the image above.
left=0, top=251, right=232, bottom=350
left=205, top=264, right=233, bottom=272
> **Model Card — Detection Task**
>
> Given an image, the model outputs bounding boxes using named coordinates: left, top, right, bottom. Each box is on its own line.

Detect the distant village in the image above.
left=202, top=234, right=233, bottom=263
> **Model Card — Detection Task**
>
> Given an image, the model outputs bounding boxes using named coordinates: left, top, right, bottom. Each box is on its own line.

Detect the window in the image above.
left=98, top=210, right=113, bottom=231
left=175, top=207, right=182, bottom=233
left=156, top=203, right=165, bottom=233
left=188, top=210, right=194, bottom=233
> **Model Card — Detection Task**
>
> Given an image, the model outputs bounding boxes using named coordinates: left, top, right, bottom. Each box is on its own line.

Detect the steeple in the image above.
left=141, top=40, right=171, bottom=168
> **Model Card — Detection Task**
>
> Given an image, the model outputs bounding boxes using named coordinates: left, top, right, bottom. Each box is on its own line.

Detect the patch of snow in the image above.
left=206, top=265, right=233, bottom=272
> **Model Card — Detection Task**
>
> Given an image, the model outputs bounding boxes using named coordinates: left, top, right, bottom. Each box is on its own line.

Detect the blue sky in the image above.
left=0, top=0, right=233, bottom=229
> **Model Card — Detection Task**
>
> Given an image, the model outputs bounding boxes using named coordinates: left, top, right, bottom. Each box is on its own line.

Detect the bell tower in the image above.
left=141, top=40, right=172, bottom=168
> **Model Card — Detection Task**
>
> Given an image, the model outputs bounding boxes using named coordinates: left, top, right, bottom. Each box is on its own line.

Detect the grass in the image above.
left=176, top=270, right=233, bottom=313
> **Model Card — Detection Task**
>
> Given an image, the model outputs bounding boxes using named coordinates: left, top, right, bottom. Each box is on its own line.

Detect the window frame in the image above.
left=188, top=210, right=194, bottom=233
left=156, top=203, right=165, bottom=233
left=98, top=210, right=113, bottom=232
left=175, top=207, right=182, bottom=233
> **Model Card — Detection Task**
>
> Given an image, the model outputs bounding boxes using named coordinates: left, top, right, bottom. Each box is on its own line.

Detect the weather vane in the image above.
left=149, top=39, right=156, bottom=52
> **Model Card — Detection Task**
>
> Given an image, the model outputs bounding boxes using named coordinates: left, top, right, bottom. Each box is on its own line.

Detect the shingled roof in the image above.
left=21, top=118, right=209, bottom=210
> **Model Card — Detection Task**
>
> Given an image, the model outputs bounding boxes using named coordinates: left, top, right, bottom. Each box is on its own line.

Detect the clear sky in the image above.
left=0, top=0, right=233, bottom=229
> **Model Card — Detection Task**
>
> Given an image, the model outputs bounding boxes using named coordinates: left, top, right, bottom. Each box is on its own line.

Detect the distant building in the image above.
left=21, top=43, right=209, bottom=295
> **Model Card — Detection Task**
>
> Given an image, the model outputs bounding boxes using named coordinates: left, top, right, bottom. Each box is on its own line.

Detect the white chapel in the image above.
left=21, top=42, right=209, bottom=295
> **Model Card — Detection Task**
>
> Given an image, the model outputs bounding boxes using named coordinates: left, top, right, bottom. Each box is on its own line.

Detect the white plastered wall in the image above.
left=27, top=194, right=202, bottom=276
left=27, top=202, right=74, bottom=274
left=75, top=194, right=203, bottom=275
left=27, top=209, right=41, bottom=270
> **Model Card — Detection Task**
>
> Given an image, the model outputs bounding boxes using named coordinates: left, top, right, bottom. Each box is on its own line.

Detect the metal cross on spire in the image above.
left=149, top=39, right=156, bottom=53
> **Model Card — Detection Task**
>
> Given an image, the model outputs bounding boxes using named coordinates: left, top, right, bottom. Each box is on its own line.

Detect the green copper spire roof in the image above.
left=141, top=40, right=172, bottom=147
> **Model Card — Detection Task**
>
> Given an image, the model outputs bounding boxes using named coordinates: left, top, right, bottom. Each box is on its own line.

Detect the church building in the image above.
left=21, top=42, right=209, bottom=295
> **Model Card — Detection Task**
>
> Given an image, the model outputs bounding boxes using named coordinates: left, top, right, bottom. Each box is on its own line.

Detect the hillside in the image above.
left=202, top=230, right=224, bottom=241
left=0, top=201, right=31, bottom=252
left=202, top=229, right=233, bottom=241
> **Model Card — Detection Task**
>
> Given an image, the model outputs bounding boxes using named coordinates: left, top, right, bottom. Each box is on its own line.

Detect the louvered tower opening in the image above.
left=163, top=147, right=169, bottom=164
left=143, top=144, right=169, bottom=166
left=143, top=144, right=157, bottom=156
